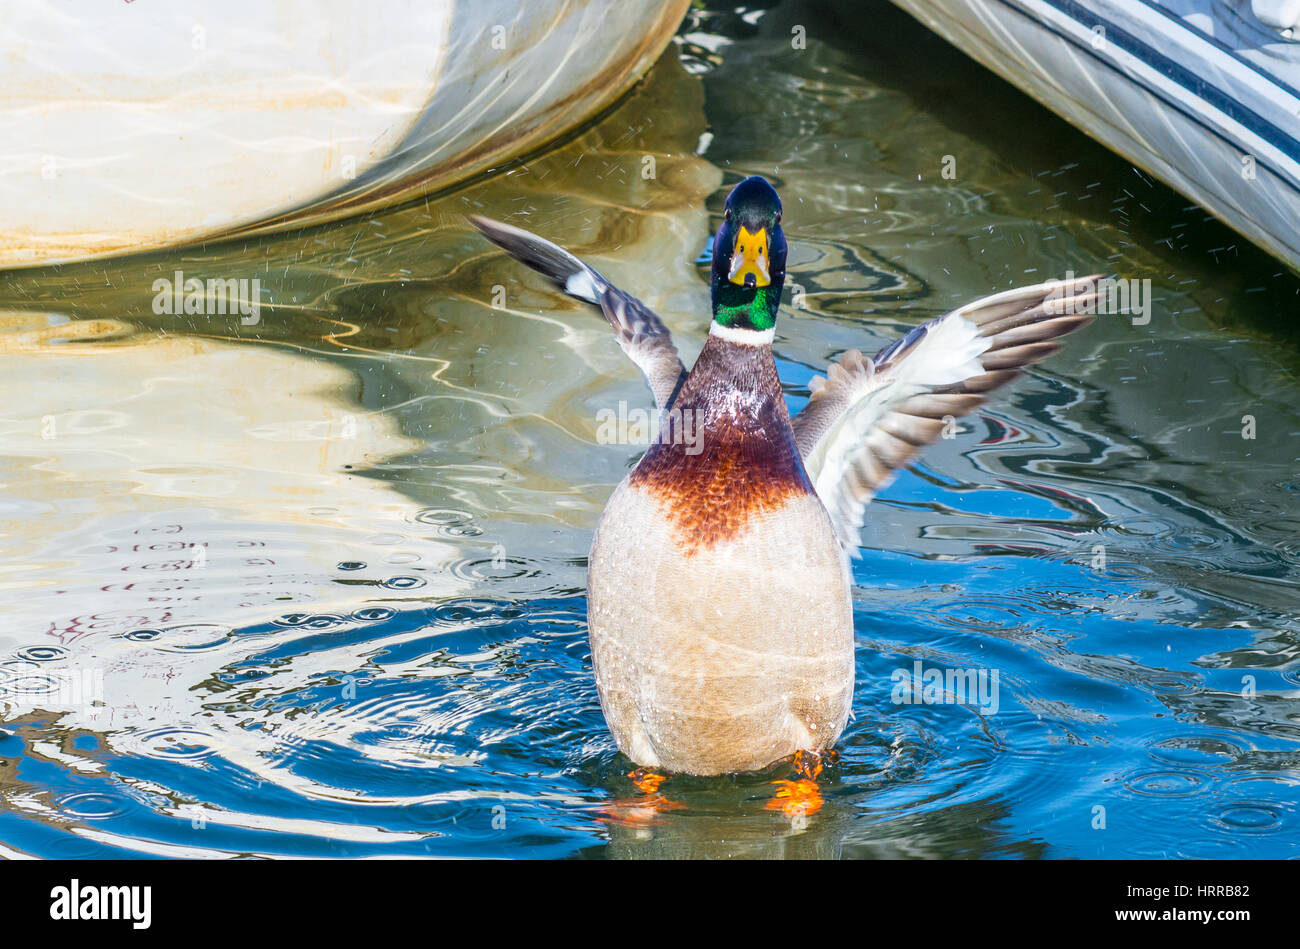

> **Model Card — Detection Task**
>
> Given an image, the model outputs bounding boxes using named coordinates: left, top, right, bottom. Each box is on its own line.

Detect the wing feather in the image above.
left=469, top=215, right=688, bottom=411
left=793, top=275, right=1101, bottom=553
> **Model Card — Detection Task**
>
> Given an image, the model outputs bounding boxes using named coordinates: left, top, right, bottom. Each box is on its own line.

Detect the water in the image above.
left=1, top=0, right=1298, bottom=859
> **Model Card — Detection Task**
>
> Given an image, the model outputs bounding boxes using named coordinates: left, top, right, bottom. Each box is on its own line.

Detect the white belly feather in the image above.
left=586, top=478, right=854, bottom=775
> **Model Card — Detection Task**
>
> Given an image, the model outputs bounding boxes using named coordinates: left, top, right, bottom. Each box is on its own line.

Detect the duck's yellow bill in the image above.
left=728, top=225, right=770, bottom=288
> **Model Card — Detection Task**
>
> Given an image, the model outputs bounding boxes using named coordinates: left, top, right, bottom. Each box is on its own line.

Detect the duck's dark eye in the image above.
left=775, top=212, right=782, bottom=224
left=724, top=207, right=732, bottom=221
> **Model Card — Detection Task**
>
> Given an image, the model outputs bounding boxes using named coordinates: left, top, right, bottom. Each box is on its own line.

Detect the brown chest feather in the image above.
left=627, top=336, right=814, bottom=554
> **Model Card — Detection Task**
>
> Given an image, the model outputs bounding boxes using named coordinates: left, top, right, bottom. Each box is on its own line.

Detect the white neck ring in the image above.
left=709, top=322, right=775, bottom=346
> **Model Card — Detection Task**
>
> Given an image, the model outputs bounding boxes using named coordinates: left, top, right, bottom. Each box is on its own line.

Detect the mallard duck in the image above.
left=470, top=176, right=1098, bottom=778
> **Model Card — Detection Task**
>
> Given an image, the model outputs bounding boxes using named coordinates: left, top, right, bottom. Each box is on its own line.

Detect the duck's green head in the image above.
left=710, top=176, right=786, bottom=332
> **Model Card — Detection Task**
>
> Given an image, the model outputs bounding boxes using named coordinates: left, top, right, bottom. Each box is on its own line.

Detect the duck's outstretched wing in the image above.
left=792, top=275, right=1101, bottom=553
left=469, top=215, right=688, bottom=412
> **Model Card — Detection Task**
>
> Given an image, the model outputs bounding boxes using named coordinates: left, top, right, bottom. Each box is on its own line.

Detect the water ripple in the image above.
left=151, top=624, right=233, bottom=653
left=450, top=556, right=536, bottom=583
left=352, top=607, right=397, bottom=623
left=121, top=727, right=221, bottom=762
left=1124, top=770, right=1207, bottom=797
left=272, top=613, right=346, bottom=629
left=1147, top=732, right=1247, bottom=768
left=58, top=792, right=128, bottom=821
left=1210, top=801, right=1283, bottom=833
left=382, top=576, right=426, bottom=591
left=413, top=509, right=483, bottom=538
left=14, top=644, right=70, bottom=663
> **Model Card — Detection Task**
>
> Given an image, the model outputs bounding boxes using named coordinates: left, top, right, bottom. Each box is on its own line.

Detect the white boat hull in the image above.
left=891, top=0, right=1300, bottom=272
left=0, top=0, right=689, bottom=268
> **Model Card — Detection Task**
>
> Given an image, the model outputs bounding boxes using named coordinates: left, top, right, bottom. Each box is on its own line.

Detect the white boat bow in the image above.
left=0, top=0, right=689, bottom=268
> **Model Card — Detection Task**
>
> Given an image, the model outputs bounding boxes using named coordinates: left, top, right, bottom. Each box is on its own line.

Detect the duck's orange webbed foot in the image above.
left=766, top=749, right=838, bottom=818
left=597, top=768, right=681, bottom=827
left=794, top=748, right=838, bottom=780
left=629, top=767, right=668, bottom=795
